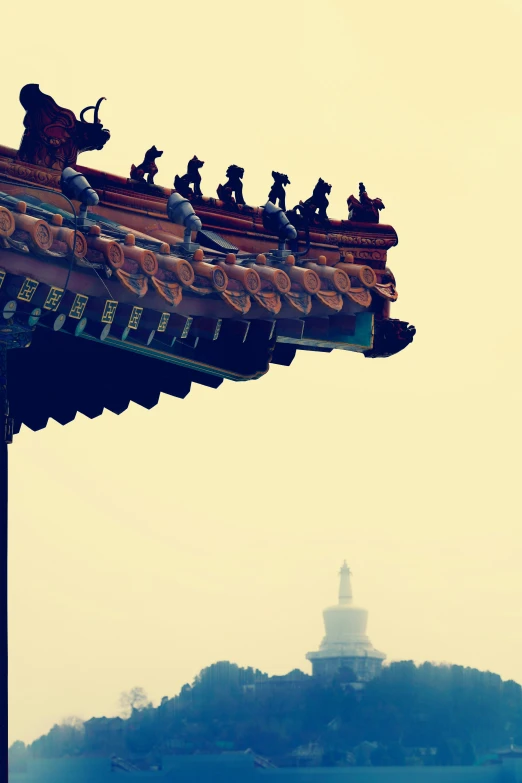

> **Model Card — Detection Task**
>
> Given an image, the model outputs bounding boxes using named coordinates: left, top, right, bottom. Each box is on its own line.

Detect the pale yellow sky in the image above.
left=4, top=0, right=521, bottom=746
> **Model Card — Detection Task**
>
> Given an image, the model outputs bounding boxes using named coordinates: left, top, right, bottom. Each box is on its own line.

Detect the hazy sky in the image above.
left=4, top=0, right=521, bottom=746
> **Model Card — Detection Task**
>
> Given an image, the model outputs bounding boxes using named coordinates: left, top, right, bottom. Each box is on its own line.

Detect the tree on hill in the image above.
left=119, top=687, right=149, bottom=718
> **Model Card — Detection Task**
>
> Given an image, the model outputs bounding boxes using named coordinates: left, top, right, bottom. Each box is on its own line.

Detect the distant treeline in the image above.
left=10, top=661, right=522, bottom=768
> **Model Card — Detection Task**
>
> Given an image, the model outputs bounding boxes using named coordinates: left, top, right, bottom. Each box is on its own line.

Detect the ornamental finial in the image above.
left=338, top=561, right=353, bottom=605
left=17, top=84, right=110, bottom=171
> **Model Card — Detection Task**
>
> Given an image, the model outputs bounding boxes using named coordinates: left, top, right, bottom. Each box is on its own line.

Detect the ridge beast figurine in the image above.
left=303, top=177, right=331, bottom=223
left=217, top=165, right=245, bottom=205
left=16, top=84, right=110, bottom=171
left=287, top=177, right=332, bottom=227
left=304, top=177, right=332, bottom=223
left=130, top=145, right=163, bottom=185
left=174, top=155, right=205, bottom=198
left=347, top=182, right=385, bottom=223
left=268, top=171, right=290, bottom=211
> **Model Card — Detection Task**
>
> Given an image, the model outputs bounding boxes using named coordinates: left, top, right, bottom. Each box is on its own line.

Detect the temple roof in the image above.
left=0, top=90, right=415, bottom=433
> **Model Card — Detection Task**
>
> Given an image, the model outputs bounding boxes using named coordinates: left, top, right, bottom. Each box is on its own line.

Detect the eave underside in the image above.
left=7, top=328, right=224, bottom=433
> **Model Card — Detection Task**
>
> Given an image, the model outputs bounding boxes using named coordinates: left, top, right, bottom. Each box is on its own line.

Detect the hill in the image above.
left=10, top=661, right=522, bottom=769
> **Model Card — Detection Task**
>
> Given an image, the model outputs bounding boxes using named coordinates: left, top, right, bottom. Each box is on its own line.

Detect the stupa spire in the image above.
left=338, top=560, right=353, bottom=605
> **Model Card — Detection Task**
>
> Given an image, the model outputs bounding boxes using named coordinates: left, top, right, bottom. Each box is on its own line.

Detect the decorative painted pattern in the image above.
left=127, top=306, right=143, bottom=330
left=101, top=300, right=118, bottom=324
left=69, top=294, right=88, bottom=320
left=17, top=278, right=38, bottom=302
left=43, top=286, right=64, bottom=311
left=157, top=313, right=170, bottom=332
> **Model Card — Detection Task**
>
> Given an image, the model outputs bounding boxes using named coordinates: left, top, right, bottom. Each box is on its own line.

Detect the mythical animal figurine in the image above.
left=130, top=146, right=163, bottom=186
left=301, top=177, right=332, bottom=223
left=174, top=155, right=205, bottom=198
left=268, top=171, right=290, bottom=211
left=217, top=165, right=246, bottom=205
left=347, top=182, right=385, bottom=223
left=17, top=84, right=110, bottom=171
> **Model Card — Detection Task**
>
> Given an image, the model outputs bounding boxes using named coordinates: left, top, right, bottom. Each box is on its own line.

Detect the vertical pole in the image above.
left=0, top=344, right=9, bottom=776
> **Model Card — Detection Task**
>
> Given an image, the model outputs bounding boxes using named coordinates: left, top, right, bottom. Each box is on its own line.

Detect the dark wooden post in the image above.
left=0, top=344, right=8, bottom=775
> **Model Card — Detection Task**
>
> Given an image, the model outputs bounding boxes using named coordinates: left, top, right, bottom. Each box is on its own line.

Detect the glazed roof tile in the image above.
left=0, top=194, right=398, bottom=319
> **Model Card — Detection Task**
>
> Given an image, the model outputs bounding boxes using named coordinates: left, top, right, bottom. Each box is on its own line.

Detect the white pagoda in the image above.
left=306, top=561, right=386, bottom=682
